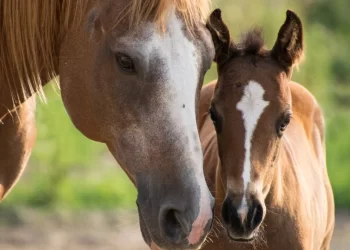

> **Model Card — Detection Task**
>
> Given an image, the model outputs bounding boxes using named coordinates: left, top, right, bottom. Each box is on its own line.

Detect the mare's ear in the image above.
left=271, top=10, right=304, bottom=71
left=206, top=9, right=236, bottom=67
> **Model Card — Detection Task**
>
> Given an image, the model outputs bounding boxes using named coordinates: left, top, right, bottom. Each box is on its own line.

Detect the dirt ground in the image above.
left=0, top=209, right=349, bottom=250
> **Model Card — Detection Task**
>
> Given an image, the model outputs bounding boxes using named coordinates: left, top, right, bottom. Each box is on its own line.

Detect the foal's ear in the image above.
left=271, top=10, right=304, bottom=71
left=206, top=9, right=236, bottom=66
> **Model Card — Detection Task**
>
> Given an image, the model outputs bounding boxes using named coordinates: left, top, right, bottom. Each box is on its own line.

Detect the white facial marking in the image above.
left=120, top=8, right=211, bottom=245
left=236, top=80, right=269, bottom=209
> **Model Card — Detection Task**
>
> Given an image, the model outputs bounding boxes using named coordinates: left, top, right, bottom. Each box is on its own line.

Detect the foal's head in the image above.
left=206, top=10, right=304, bottom=241
left=59, top=0, right=214, bottom=249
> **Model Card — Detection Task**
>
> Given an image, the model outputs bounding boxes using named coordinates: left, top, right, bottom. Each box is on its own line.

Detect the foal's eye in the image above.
left=277, top=113, right=292, bottom=136
left=209, top=107, right=217, bottom=123
left=116, top=53, right=135, bottom=73
left=209, top=106, right=222, bottom=133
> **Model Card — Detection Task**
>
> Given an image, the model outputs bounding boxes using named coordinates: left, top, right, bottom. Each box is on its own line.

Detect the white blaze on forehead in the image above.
left=120, top=7, right=212, bottom=245
left=118, top=8, right=200, bottom=140
left=236, top=80, right=269, bottom=209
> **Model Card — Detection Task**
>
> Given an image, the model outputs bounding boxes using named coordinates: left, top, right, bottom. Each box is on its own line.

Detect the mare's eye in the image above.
left=116, top=53, right=135, bottom=73
left=277, top=113, right=292, bottom=136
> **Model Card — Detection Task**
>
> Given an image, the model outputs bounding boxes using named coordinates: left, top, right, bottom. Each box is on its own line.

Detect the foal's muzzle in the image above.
left=222, top=196, right=264, bottom=241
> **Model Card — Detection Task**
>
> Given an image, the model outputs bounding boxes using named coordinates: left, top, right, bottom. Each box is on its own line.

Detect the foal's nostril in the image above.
left=222, top=198, right=264, bottom=236
left=160, top=208, right=190, bottom=243
left=221, top=198, right=231, bottom=225
left=222, top=198, right=244, bottom=230
left=249, top=202, right=264, bottom=230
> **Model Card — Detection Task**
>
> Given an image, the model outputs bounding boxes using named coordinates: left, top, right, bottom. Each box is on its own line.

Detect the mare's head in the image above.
left=59, top=0, right=215, bottom=249
left=206, top=9, right=304, bottom=242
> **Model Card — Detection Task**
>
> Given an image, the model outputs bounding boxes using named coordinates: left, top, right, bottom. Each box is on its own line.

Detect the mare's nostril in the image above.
left=173, top=210, right=191, bottom=235
left=160, top=207, right=189, bottom=243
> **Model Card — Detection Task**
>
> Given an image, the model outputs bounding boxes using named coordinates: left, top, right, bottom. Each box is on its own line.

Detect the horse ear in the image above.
left=271, top=10, right=304, bottom=71
left=206, top=9, right=236, bottom=66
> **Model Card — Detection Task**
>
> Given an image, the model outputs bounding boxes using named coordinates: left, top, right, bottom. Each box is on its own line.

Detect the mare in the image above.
left=199, top=9, right=335, bottom=249
left=0, top=1, right=216, bottom=249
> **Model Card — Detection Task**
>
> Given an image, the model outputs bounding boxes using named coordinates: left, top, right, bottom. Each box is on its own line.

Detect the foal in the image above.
left=200, top=9, right=335, bottom=249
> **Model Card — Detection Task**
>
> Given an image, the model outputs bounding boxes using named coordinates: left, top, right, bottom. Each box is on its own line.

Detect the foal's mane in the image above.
left=237, top=28, right=266, bottom=56
left=233, top=28, right=268, bottom=57
left=235, top=28, right=303, bottom=68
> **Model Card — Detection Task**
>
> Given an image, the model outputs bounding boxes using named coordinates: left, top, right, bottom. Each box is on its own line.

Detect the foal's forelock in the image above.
left=233, top=80, right=269, bottom=208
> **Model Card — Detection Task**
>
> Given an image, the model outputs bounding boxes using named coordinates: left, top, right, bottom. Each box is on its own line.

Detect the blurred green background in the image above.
left=2, top=0, right=349, bottom=211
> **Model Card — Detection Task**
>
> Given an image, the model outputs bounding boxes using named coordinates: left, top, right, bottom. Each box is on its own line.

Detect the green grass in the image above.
left=2, top=86, right=137, bottom=210
left=3, top=168, right=137, bottom=210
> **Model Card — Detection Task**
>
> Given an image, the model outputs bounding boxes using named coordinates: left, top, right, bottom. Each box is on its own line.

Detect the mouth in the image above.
left=229, top=236, right=254, bottom=242
left=227, top=230, right=255, bottom=243
left=151, top=242, right=203, bottom=250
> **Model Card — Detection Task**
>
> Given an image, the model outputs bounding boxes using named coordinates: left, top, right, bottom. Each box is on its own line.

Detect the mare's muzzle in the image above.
left=136, top=173, right=214, bottom=249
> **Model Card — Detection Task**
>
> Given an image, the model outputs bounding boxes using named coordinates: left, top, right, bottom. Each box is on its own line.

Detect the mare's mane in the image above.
left=125, top=0, right=211, bottom=30
left=0, top=0, right=87, bottom=104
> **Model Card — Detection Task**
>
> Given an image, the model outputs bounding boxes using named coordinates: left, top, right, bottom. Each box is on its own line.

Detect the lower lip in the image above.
left=227, top=232, right=254, bottom=243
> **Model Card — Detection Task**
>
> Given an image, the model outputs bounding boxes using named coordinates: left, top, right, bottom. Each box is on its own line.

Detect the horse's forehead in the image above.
left=236, top=81, right=269, bottom=130
left=111, top=11, right=202, bottom=80
left=120, top=18, right=192, bottom=51
left=117, top=12, right=196, bottom=49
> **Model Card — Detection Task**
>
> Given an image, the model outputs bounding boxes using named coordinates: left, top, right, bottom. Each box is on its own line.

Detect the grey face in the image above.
left=59, top=4, right=215, bottom=250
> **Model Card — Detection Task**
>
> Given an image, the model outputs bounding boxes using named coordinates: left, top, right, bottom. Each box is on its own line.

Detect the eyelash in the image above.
left=209, top=107, right=222, bottom=133
left=277, top=113, right=292, bottom=136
